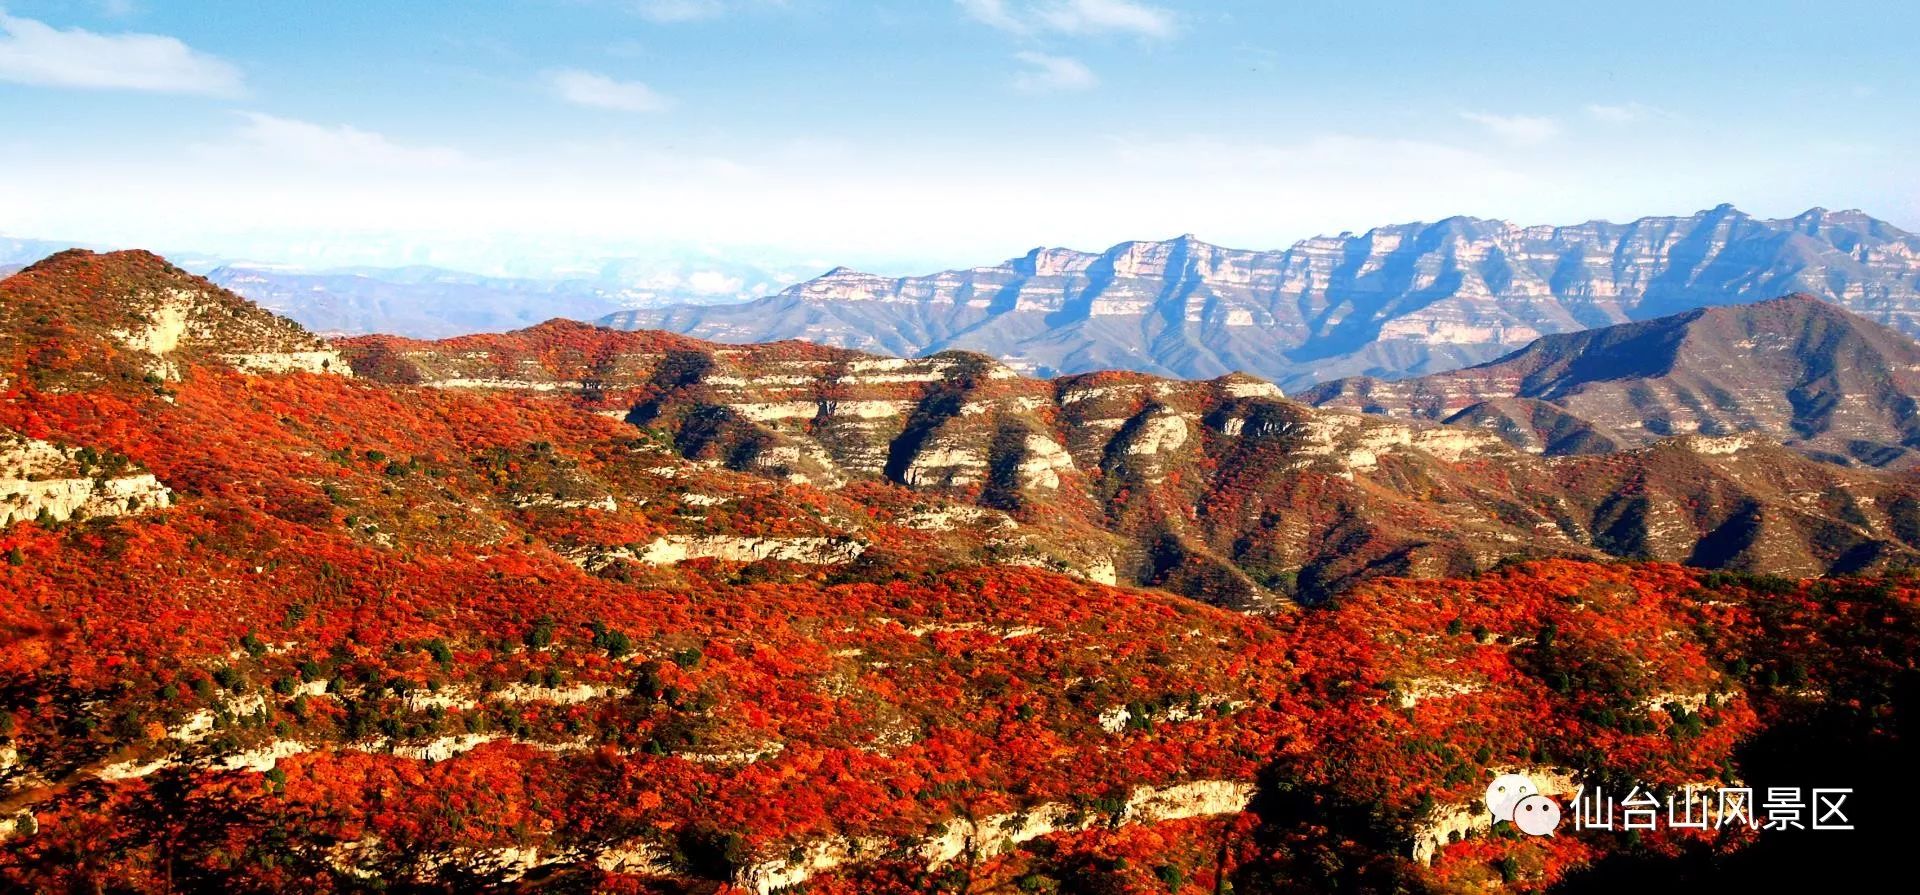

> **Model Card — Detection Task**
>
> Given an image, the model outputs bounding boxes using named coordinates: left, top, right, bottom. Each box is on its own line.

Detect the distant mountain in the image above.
left=0, top=236, right=83, bottom=267
left=1302, top=294, right=1920, bottom=467
left=204, top=265, right=631, bottom=338
left=0, top=237, right=803, bottom=338
left=207, top=258, right=807, bottom=338
left=599, top=205, right=1920, bottom=390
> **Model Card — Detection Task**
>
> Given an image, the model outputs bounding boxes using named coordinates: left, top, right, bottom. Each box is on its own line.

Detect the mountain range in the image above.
left=0, top=235, right=805, bottom=338
left=601, top=205, right=1920, bottom=390
left=20, top=205, right=1919, bottom=386
left=2, top=250, right=1917, bottom=891
left=348, top=288, right=1920, bottom=606
left=202, top=265, right=633, bottom=338
left=204, top=255, right=808, bottom=338
left=8, top=248, right=1920, bottom=608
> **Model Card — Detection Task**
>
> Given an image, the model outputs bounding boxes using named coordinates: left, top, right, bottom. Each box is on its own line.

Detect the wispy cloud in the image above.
left=625, top=0, right=792, bottom=23
left=1461, top=111, right=1561, bottom=146
left=957, top=0, right=1025, bottom=32
left=959, top=0, right=1176, bottom=39
left=631, top=0, right=726, bottom=22
left=1012, top=51, right=1097, bottom=92
left=0, top=11, right=242, bottom=95
left=1039, top=0, right=1175, bottom=38
left=223, top=113, right=473, bottom=170
left=548, top=68, right=673, bottom=112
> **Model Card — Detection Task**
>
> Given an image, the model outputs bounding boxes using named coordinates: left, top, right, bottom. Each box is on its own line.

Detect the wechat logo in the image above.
left=1486, top=773, right=1562, bottom=836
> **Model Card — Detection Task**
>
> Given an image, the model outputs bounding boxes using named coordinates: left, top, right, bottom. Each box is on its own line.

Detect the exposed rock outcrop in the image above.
left=0, top=432, right=171, bottom=527
left=601, top=207, right=1920, bottom=390
left=1409, top=767, right=1577, bottom=865
left=344, top=316, right=1920, bottom=605
left=630, top=535, right=867, bottom=566
left=736, top=779, right=1257, bottom=893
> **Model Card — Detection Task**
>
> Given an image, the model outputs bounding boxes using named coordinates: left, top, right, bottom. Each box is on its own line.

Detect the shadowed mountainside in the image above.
left=1302, top=294, right=1920, bottom=467
left=348, top=303, right=1920, bottom=605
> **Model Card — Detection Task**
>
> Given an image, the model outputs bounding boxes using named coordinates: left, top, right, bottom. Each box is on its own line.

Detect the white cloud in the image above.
left=1461, top=111, right=1561, bottom=146
left=1586, top=103, right=1642, bottom=123
left=220, top=113, right=474, bottom=170
left=1012, top=51, right=1097, bottom=92
left=13, top=106, right=1905, bottom=282
left=959, top=0, right=1175, bottom=39
left=626, top=0, right=790, bottom=23
left=685, top=270, right=745, bottom=294
left=1038, top=0, right=1175, bottom=38
left=0, top=124, right=1546, bottom=277
left=957, top=0, right=1025, bottom=31
left=0, top=12, right=242, bottom=95
left=631, top=0, right=726, bottom=22
left=548, top=68, right=672, bottom=112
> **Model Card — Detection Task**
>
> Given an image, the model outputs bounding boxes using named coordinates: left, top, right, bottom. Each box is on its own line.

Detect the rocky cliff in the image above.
left=346, top=313, right=1920, bottom=605
left=600, top=206, right=1920, bottom=390
left=0, top=431, right=171, bottom=527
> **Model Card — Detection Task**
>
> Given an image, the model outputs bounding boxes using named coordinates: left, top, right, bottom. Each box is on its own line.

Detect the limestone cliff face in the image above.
left=601, top=206, right=1920, bottom=390
left=735, top=779, right=1258, bottom=894
left=346, top=316, right=1920, bottom=606
left=0, top=432, right=171, bottom=527
left=580, top=534, right=867, bottom=569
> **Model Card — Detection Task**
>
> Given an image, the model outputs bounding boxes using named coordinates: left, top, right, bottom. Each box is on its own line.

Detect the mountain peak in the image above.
left=8, top=248, right=228, bottom=321
left=21, top=247, right=179, bottom=280
left=1699, top=292, right=1857, bottom=325
left=1755, top=291, right=1826, bottom=305
left=1305, top=293, right=1920, bottom=466
left=1, top=249, right=348, bottom=382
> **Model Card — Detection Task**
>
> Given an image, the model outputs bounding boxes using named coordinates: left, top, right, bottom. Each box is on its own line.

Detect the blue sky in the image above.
left=0, top=0, right=1916, bottom=278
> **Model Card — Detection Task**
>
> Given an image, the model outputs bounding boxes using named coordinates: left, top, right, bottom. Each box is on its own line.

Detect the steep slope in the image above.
left=346, top=316, right=1920, bottom=604
left=601, top=206, right=1920, bottom=389
left=0, top=249, right=351, bottom=386
left=1303, top=294, right=1920, bottom=466
left=2, top=251, right=1917, bottom=893
left=0, top=253, right=1299, bottom=891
